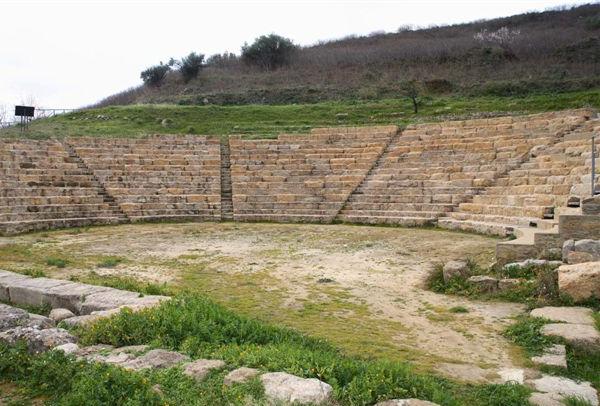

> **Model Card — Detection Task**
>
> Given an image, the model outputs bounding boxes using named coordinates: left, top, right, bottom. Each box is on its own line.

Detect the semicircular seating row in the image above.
left=0, top=109, right=597, bottom=236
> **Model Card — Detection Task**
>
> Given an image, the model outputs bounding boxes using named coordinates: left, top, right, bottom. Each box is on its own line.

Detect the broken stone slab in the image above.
left=112, top=345, right=149, bottom=355
left=528, top=375, right=598, bottom=406
left=498, top=278, right=523, bottom=291
left=183, top=359, right=226, bottom=381
left=530, top=306, right=595, bottom=325
left=49, top=308, right=75, bottom=322
left=563, top=239, right=600, bottom=264
left=375, top=400, right=440, bottom=406
left=61, top=314, right=103, bottom=328
left=27, top=313, right=55, bottom=329
left=120, top=349, right=189, bottom=371
left=79, top=291, right=168, bottom=315
left=582, top=195, right=600, bottom=215
left=531, top=344, right=567, bottom=369
left=74, top=344, right=114, bottom=359
left=528, top=392, right=565, bottom=406
left=467, top=275, right=498, bottom=292
left=0, top=272, right=32, bottom=302
left=0, top=303, right=29, bottom=331
left=44, top=282, right=113, bottom=313
left=542, top=323, right=600, bottom=350
left=7, top=278, right=73, bottom=308
left=78, top=289, right=145, bottom=314
left=0, top=326, right=77, bottom=354
left=261, top=372, right=333, bottom=405
left=503, top=259, right=563, bottom=270
left=558, top=262, right=600, bottom=303
left=0, top=303, right=30, bottom=331
left=497, top=368, right=525, bottom=384
left=442, top=260, right=468, bottom=282
left=223, top=367, right=260, bottom=386
left=53, top=342, right=80, bottom=355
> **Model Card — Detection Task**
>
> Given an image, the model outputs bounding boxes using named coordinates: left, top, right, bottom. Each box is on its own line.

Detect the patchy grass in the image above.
left=449, top=306, right=469, bottom=314
left=504, top=315, right=600, bottom=390
left=71, top=294, right=530, bottom=406
left=2, top=90, right=599, bottom=139
left=70, top=271, right=172, bottom=297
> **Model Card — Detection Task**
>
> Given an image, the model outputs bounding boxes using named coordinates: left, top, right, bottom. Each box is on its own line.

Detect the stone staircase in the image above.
left=220, top=137, right=234, bottom=221
left=439, top=111, right=599, bottom=236
left=61, top=140, right=128, bottom=222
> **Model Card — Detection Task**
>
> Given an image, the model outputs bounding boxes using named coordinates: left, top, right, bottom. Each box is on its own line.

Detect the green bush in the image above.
left=178, top=52, right=204, bottom=83
left=241, top=34, right=297, bottom=71
left=140, top=63, right=171, bottom=87
left=46, top=257, right=67, bottom=268
left=584, top=14, right=600, bottom=30
left=96, top=256, right=123, bottom=268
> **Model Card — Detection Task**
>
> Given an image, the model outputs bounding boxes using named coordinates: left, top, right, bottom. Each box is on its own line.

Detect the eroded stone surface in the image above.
left=529, top=375, right=598, bottom=406
left=183, top=359, right=227, bottom=381
left=467, top=275, right=498, bottom=292
left=531, top=345, right=567, bottom=369
left=498, top=278, right=523, bottom=291
left=0, top=303, right=29, bottom=331
left=558, top=262, right=600, bottom=303
left=49, top=308, right=75, bottom=322
left=0, top=326, right=76, bottom=353
left=530, top=306, right=595, bottom=325
left=53, top=342, right=80, bottom=354
left=120, top=349, right=189, bottom=371
left=504, top=259, right=562, bottom=269
left=27, top=314, right=55, bottom=329
left=442, top=261, right=468, bottom=282
left=528, top=392, right=564, bottom=406
left=541, top=323, right=600, bottom=350
left=375, top=400, right=440, bottom=406
left=582, top=195, right=600, bottom=215
left=223, top=367, right=260, bottom=386
left=497, top=368, right=525, bottom=384
left=261, top=372, right=333, bottom=404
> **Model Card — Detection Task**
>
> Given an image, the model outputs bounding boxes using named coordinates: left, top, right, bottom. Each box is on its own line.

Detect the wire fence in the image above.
left=0, top=108, right=76, bottom=129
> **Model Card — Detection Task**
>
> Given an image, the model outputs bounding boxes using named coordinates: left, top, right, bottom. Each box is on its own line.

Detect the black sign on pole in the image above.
left=15, top=105, right=35, bottom=117
left=15, top=105, right=35, bottom=132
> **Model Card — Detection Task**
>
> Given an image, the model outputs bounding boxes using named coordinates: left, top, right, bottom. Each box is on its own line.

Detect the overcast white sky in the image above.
left=0, top=0, right=594, bottom=113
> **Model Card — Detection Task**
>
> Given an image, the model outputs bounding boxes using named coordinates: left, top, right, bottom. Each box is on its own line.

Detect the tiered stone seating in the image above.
left=337, top=110, right=592, bottom=226
left=69, top=136, right=221, bottom=222
left=0, top=139, right=126, bottom=235
left=439, top=111, right=598, bottom=235
left=230, top=126, right=396, bottom=222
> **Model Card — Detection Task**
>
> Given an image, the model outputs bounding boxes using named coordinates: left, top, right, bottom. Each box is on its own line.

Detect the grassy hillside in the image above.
left=3, top=90, right=599, bottom=139
left=95, top=4, right=600, bottom=107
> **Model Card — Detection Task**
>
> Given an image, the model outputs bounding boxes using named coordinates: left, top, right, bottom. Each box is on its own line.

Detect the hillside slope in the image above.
left=96, top=4, right=600, bottom=107
left=3, top=90, right=599, bottom=139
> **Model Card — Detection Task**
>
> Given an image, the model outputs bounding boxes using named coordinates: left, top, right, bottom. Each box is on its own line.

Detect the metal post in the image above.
left=593, top=135, right=596, bottom=196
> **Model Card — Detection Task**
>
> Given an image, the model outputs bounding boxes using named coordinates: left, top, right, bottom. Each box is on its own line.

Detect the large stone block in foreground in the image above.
left=558, top=262, right=600, bottom=303
left=261, top=372, right=333, bottom=404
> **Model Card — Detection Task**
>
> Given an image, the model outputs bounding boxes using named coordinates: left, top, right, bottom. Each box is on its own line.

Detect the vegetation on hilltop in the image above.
left=93, top=4, right=600, bottom=107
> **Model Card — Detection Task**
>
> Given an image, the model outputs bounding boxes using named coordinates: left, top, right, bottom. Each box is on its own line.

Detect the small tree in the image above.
left=401, top=81, right=422, bottom=114
left=140, top=61, right=172, bottom=87
left=241, top=34, right=297, bottom=71
left=177, top=52, right=205, bottom=83
left=474, top=26, right=521, bottom=53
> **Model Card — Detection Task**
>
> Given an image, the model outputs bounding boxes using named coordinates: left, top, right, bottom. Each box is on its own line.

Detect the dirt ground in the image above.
left=0, top=222, right=527, bottom=382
